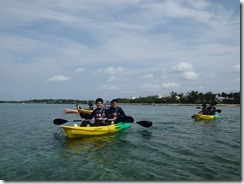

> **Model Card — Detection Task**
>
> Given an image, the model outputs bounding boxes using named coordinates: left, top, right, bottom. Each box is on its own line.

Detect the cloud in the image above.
left=108, top=76, right=116, bottom=82
left=140, top=82, right=181, bottom=92
left=182, top=71, right=199, bottom=80
left=232, top=64, right=240, bottom=73
left=105, top=66, right=124, bottom=74
left=141, top=83, right=160, bottom=89
left=172, top=62, right=193, bottom=72
left=99, top=85, right=121, bottom=90
left=162, top=82, right=181, bottom=89
left=172, top=62, right=199, bottom=80
left=74, top=67, right=86, bottom=74
left=48, top=75, right=71, bottom=82
left=0, top=0, right=239, bottom=100
left=140, top=83, right=161, bottom=92
left=204, top=73, right=215, bottom=78
left=93, top=66, right=125, bottom=75
left=143, top=73, right=154, bottom=79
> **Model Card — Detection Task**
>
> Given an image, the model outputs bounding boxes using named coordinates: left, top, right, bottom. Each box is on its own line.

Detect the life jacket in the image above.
left=206, top=105, right=216, bottom=115
left=94, top=107, right=107, bottom=121
left=109, top=107, right=121, bottom=119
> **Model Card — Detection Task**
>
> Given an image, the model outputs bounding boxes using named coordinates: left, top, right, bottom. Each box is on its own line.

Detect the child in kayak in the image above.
left=205, top=101, right=217, bottom=115
left=108, top=99, right=126, bottom=120
left=80, top=98, right=109, bottom=126
left=199, top=101, right=217, bottom=115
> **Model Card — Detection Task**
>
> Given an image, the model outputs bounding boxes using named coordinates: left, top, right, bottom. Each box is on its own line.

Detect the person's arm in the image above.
left=82, top=109, right=95, bottom=121
left=119, top=107, right=126, bottom=117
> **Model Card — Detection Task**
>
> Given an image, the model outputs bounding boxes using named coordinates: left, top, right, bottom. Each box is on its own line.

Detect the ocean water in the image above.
left=0, top=103, right=240, bottom=181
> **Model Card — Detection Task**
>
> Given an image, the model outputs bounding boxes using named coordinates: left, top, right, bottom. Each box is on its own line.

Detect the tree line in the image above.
left=0, top=99, right=91, bottom=104
left=0, top=91, right=240, bottom=105
left=117, top=91, right=240, bottom=104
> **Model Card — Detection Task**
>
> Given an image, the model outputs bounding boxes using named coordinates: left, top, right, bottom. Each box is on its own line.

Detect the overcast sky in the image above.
left=0, top=0, right=240, bottom=101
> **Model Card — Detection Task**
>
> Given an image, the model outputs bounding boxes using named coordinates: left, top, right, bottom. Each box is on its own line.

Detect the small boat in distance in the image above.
left=63, top=108, right=79, bottom=114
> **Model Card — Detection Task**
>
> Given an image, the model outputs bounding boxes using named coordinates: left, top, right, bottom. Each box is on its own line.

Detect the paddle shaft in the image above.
left=53, top=117, right=152, bottom=128
left=53, top=116, right=134, bottom=125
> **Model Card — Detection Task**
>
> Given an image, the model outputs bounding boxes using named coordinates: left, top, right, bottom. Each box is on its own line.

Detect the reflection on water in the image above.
left=137, top=130, right=152, bottom=140
left=193, top=119, right=219, bottom=126
left=65, top=135, right=116, bottom=148
left=60, top=135, right=116, bottom=158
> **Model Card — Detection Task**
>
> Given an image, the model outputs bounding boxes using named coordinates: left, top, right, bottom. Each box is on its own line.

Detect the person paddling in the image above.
left=205, top=101, right=217, bottom=115
left=80, top=98, right=109, bottom=127
left=87, top=100, right=94, bottom=110
left=108, top=99, right=126, bottom=121
left=75, top=104, right=82, bottom=109
left=199, top=102, right=208, bottom=114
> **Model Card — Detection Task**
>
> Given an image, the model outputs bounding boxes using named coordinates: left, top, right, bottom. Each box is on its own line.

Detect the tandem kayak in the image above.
left=77, top=108, right=93, bottom=115
left=63, top=108, right=78, bottom=113
left=194, top=113, right=220, bottom=120
left=61, top=122, right=131, bottom=138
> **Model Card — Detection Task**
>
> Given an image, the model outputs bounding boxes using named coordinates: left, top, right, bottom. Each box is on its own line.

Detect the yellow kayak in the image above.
left=77, top=108, right=93, bottom=115
left=61, top=122, right=131, bottom=138
left=194, top=113, right=220, bottom=120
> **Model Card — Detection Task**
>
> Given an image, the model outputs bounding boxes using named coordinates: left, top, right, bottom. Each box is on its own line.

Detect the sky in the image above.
left=0, top=0, right=241, bottom=101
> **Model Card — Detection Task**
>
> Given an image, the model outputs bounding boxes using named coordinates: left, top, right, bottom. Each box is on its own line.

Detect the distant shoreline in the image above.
left=120, top=103, right=240, bottom=107
left=0, top=101, right=240, bottom=107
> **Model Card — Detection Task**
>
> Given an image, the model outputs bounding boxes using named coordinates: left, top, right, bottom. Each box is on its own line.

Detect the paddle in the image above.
left=53, top=116, right=152, bottom=128
left=114, top=116, right=152, bottom=128
left=53, top=116, right=134, bottom=125
left=135, top=121, right=153, bottom=128
left=114, top=116, right=134, bottom=123
left=216, top=109, right=222, bottom=113
left=53, top=119, right=82, bottom=125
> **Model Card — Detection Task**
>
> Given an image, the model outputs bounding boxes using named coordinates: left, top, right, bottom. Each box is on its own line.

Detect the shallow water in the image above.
left=0, top=103, right=240, bottom=181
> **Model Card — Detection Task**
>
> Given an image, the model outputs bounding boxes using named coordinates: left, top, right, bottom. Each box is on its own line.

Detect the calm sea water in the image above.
left=0, top=103, right=240, bottom=181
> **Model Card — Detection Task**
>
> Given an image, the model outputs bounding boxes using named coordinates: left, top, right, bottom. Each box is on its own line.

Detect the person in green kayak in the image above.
left=80, top=98, right=109, bottom=126
left=108, top=99, right=126, bottom=120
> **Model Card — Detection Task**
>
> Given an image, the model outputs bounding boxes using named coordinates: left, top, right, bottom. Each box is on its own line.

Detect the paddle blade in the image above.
left=216, top=109, right=222, bottom=113
left=53, top=118, right=68, bottom=125
left=136, top=121, right=152, bottom=128
left=115, top=116, right=134, bottom=123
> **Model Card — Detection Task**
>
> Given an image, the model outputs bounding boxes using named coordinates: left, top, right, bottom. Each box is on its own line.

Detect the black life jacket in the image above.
left=94, top=107, right=107, bottom=121
left=109, top=107, right=121, bottom=119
